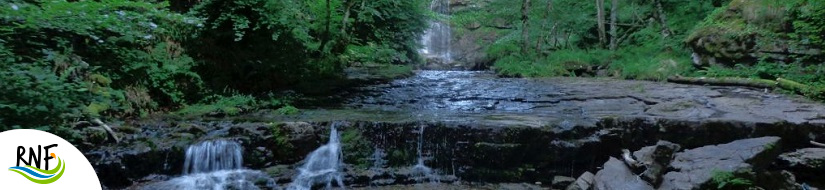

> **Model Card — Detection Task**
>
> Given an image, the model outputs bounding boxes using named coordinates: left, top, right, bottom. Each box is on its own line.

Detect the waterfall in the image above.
left=137, top=140, right=275, bottom=190
left=183, top=140, right=243, bottom=174
left=410, top=125, right=438, bottom=183
left=420, top=0, right=452, bottom=64
left=288, top=123, right=345, bottom=190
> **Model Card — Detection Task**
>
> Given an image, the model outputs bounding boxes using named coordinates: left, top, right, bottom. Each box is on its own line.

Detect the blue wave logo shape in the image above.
left=8, top=154, right=65, bottom=184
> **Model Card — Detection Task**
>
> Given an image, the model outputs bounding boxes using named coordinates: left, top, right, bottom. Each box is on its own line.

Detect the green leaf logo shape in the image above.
left=8, top=156, right=66, bottom=184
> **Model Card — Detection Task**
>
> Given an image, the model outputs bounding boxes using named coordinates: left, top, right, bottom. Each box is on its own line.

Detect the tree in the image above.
left=596, top=0, right=606, bottom=47
left=536, top=0, right=554, bottom=54
left=609, top=0, right=618, bottom=50
left=522, top=0, right=531, bottom=54
left=654, top=0, right=672, bottom=39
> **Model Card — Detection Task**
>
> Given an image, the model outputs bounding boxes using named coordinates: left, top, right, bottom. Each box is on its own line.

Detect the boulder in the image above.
left=659, top=136, right=781, bottom=190
left=566, top=172, right=595, bottom=190
left=776, top=148, right=825, bottom=182
left=593, top=157, right=655, bottom=190
left=632, top=141, right=681, bottom=186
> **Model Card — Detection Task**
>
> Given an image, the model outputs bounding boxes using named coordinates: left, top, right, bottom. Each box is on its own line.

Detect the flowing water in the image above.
left=136, top=140, right=275, bottom=190
left=409, top=125, right=438, bottom=183
left=420, top=0, right=452, bottom=63
left=288, top=123, right=346, bottom=190
left=183, top=140, right=243, bottom=174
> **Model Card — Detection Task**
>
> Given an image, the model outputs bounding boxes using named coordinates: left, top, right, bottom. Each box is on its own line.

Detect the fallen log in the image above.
left=91, top=118, right=120, bottom=144
left=667, top=76, right=777, bottom=89
left=621, top=149, right=642, bottom=168
left=668, top=76, right=824, bottom=97
left=812, top=141, right=825, bottom=148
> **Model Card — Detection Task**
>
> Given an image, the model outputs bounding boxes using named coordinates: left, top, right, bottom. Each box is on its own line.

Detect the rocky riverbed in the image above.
left=86, top=71, right=825, bottom=189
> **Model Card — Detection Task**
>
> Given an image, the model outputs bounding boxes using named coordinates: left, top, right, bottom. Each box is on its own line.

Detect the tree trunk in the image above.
left=522, top=0, right=531, bottom=54
left=341, top=0, right=356, bottom=36
left=609, top=0, right=618, bottom=50
left=654, top=0, right=671, bottom=39
left=596, top=0, right=606, bottom=47
left=667, top=76, right=777, bottom=89
left=535, top=0, right=553, bottom=54
left=318, top=0, right=332, bottom=54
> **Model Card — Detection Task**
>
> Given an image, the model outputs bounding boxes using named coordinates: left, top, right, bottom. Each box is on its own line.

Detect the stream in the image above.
left=86, top=70, right=825, bottom=190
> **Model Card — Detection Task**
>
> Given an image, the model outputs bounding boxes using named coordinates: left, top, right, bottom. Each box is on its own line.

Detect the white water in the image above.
left=140, top=169, right=274, bottom=190
left=410, top=125, right=439, bottom=183
left=138, top=140, right=275, bottom=190
left=288, top=123, right=345, bottom=190
left=183, top=140, right=243, bottom=174
left=420, top=0, right=452, bottom=63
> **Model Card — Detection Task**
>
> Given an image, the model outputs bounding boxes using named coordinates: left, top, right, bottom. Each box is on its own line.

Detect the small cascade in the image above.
left=368, top=148, right=391, bottom=186
left=183, top=140, right=243, bottom=174
left=420, top=0, right=452, bottom=64
left=288, top=123, right=345, bottom=190
left=410, top=125, right=439, bottom=183
left=138, top=140, right=275, bottom=190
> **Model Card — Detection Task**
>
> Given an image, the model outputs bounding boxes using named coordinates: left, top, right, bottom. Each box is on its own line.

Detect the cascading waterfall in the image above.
left=420, top=0, right=452, bottom=63
left=288, top=123, right=345, bottom=190
left=183, top=140, right=243, bottom=174
left=138, top=140, right=275, bottom=190
left=410, top=125, right=439, bottom=183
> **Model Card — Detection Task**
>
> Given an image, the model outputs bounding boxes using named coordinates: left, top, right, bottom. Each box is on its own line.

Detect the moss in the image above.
left=388, top=149, right=413, bottom=167
left=340, top=128, right=373, bottom=169
left=710, top=170, right=755, bottom=189
left=268, top=122, right=294, bottom=159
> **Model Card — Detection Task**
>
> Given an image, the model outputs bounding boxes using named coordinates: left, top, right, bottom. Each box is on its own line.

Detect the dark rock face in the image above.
left=552, top=176, right=575, bottom=189
left=632, top=141, right=681, bottom=186
left=659, top=137, right=782, bottom=190
left=777, top=148, right=825, bottom=183
left=593, top=157, right=654, bottom=190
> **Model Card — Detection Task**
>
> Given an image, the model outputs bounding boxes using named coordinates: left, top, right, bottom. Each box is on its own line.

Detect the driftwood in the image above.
left=667, top=76, right=777, bottom=89
left=91, top=118, right=120, bottom=144
left=621, top=149, right=642, bottom=168
left=812, top=141, right=825, bottom=148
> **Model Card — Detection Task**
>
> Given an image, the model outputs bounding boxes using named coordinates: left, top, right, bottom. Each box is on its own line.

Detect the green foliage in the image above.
left=175, top=94, right=290, bottom=117
left=190, top=0, right=428, bottom=93
left=0, top=0, right=203, bottom=132
left=711, top=170, right=754, bottom=189
left=0, top=0, right=428, bottom=137
left=611, top=45, right=694, bottom=80
left=340, top=128, right=372, bottom=169
left=276, top=105, right=300, bottom=115
left=788, top=0, right=825, bottom=48
left=494, top=49, right=610, bottom=77
left=699, top=62, right=825, bottom=100
left=268, top=122, right=295, bottom=159
left=483, top=0, right=716, bottom=81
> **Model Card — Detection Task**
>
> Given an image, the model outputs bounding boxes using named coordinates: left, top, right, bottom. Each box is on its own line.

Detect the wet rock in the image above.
left=776, top=148, right=825, bottom=182
left=593, top=157, right=654, bottom=190
left=659, top=136, right=782, bottom=190
left=566, top=172, right=594, bottom=190
left=754, top=170, right=803, bottom=190
left=552, top=176, right=575, bottom=189
left=632, top=141, right=681, bottom=186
